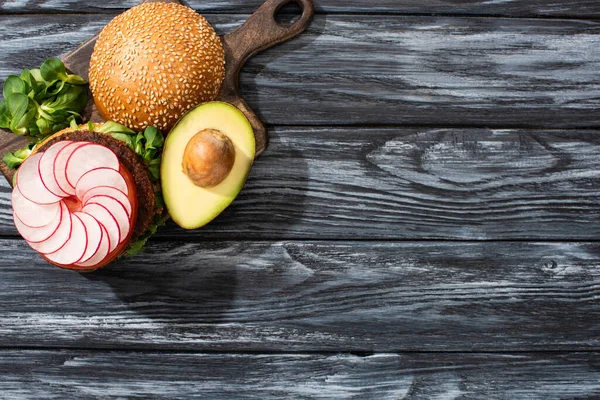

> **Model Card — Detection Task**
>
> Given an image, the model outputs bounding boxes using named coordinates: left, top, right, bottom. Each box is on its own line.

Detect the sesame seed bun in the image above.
left=89, top=3, right=225, bottom=132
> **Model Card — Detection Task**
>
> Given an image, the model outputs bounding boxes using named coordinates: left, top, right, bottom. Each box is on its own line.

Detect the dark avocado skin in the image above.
left=37, top=130, right=156, bottom=241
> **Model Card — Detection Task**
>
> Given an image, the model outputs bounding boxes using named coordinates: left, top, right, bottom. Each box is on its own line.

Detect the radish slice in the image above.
left=82, top=186, right=132, bottom=217
left=66, top=144, right=120, bottom=189
left=44, top=213, right=87, bottom=265
left=75, top=168, right=128, bottom=200
left=82, top=204, right=121, bottom=252
left=28, top=207, right=73, bottom=254
left=12, top=185, right=60, bottom=228
left=74, top=212, right=103, bottom=264
left=54, top=142, right=89, bottom=195
left=86, top=196, right=130, bottom=244
left=16, top=153, right=62, bottom=205
left=76, top=225, right=110, bottom=269
left=39, top=141, right=73, bottom=197
left=14, top=200, right=63, bottom=243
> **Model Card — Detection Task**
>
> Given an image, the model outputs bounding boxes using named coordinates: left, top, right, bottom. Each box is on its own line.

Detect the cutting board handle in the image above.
left=217, top=0, right=314, bottom=156
left=224, top=0, right=314, bottom=64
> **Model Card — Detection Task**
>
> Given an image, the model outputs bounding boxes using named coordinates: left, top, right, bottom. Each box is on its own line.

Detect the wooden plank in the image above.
left=3, top=127, right=600, bottom=240
left=1, top=239, right=600, bottom=351
left=3, top=0, right=600, bottom=18
left=1, top=350, right=600, bottom=399
left=2, top=15, right=600, bottom=128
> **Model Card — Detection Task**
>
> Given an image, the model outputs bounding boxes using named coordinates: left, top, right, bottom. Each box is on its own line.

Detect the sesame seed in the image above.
left=89, top=2, right=225, bottom=131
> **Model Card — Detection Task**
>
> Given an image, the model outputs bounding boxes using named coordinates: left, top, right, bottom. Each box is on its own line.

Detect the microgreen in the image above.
left=40, top=58, right=88, bottom=85
left=3, top=75, right=26, bottom=98
left=1, top=142, right=35, bottom=170
left=95, top=122, right=164, bottom=181
left=125, top=212, right=166, bottom=257
left=1, top=58, right=87, bottom=138
left=0, top=101, right=10, bottom=129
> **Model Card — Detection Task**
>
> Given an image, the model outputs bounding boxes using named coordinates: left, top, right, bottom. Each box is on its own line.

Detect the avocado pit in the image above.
left=182, top=129, right=236, bottom=188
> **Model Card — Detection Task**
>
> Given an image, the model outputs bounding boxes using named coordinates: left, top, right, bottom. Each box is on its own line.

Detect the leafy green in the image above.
left=140, top=127, right=164, bottom=181
left=14, top=107, right=37, bottom=136
left=40, top=58, right=65, bottom=81
left=94, top=123, right=164, bottom=182
left=7, top=93, right=29, bottom=122
left=0, top=101, right=10, bottom=129
left=155, top=191, right=165, bottom=210
left=146, top=158, right=161, bottom=181
left=96, top=121, right=136, bottom=135
left=2, top=142, right=35, bottom=170
left=41, top=85, right=87, bottom=116
left=1, top=58, right=87, bottom=138
left=141, top=127, right=163, bottom=163
left=40, top=58, right=88, bottom=85
left=7, top=93, right=33, bottom=135
left=143, top=126, right=164, bottom=151
left=125, top=212, right=166, bottom=257
left=135, top=132, right=145, bottom=155
left=108, top=133, right=134, bottom=149
left=20, top=69, right=39, bottom=95
left=3, top=75, right=26, bottom=98
left=95, top=121, right=137, bottom=151
left=36, top=117, right=52, bottom=135
left=29, top=69, right=43, bottom=81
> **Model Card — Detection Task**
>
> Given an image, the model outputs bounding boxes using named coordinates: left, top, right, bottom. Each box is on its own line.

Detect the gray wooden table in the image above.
left=1, top=1, right=600, bottom=398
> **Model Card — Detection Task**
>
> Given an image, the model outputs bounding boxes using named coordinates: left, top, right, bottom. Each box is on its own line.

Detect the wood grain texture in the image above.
left=1, top=350, right=600, bottom=399
left=3, top=127, right=600, bottom=240
left=1, top=239, right=600, bottom=351
left=2, top=4, right=599, bottom=398
left=3, top=15, right=600, bottom=128
left=217, top=0, right=314, bottom=156
left=0, top=0, right=315, bottom=170
left=3, top=0, right=600, bottom=18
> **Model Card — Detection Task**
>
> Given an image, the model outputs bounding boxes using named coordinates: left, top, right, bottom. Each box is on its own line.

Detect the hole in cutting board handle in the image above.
left=275, top=0, right=304, bottom=26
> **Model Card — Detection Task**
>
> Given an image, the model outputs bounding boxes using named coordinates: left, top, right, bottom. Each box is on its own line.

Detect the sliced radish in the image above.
left=74, top=212, right=103, bottom=264
left=66, top=144, right=120, bottom=189
left=44, top=213, right=87, bottom=265
left=82, top=186, right=132, bottom=217
left=14, top=200, right=63, bottom=243
left=39, top=141, right=73, bottom=197
left=54, top=142, right=89, bottom=195
left=28, top=207, right=73, bottom=254
left=75, top=225, right=110, bottom=269
left=82, top=203, right=121, bottom=252
left=86, top=196, right=130, bottom=244
left=75, top=167, right=128, bottom=199
left=12, top=185, right=60, bottom=228
left=16, top=153, right=62, bottom=205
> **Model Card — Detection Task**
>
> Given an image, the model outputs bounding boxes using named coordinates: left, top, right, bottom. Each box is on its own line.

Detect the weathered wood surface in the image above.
left=2, top=3, right=600, bottom=397
left=1, top=239, right=599, bottom=351
left=2, top=0, right=600, bottom=18
left=3, top=15, right=600, bottom=128
left=39, top=0, right=315, bottom=162
left=215, top=0, right=313, bottom=157
left=1, top=350, right=600, bottom=399
left=3, top=127, right=600, bottom=240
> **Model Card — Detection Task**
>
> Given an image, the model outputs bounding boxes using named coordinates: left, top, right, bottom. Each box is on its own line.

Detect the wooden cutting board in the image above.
left=0, top=0, right=314, bottom=185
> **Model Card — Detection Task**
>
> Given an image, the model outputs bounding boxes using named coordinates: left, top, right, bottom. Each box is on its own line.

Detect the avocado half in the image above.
left=161, top=102, right=255, bottom=229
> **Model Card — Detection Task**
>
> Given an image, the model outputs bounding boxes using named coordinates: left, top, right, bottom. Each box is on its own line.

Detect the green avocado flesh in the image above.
left=161, top=102, right=255, bottom=230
